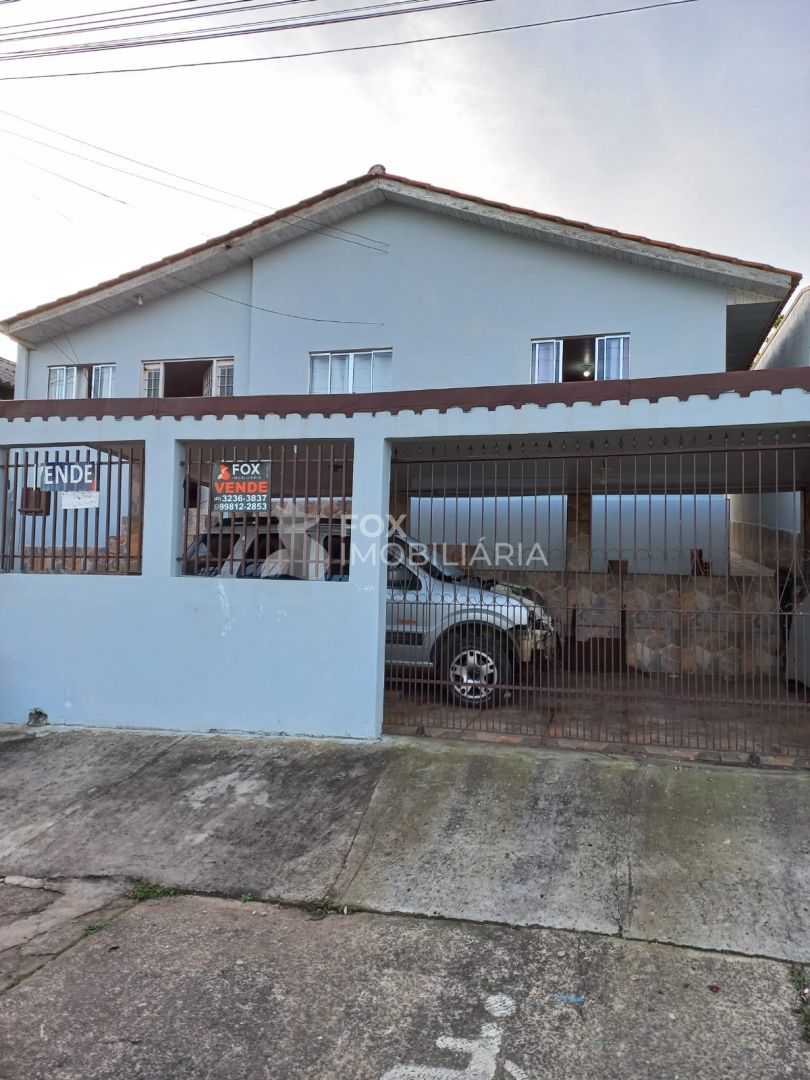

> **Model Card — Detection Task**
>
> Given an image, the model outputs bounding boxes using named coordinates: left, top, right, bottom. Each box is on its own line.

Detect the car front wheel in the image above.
left=440, top=631, right=512, bottom=708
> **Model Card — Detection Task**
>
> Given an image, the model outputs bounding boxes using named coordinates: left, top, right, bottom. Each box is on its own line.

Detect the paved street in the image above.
left=2, top=896, right=809, bottom=1080
left=1, top=726, right=809, bottom=1077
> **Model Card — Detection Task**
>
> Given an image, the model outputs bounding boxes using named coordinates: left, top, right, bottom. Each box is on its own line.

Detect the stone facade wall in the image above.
left=461, top=561, right=782, bottom=679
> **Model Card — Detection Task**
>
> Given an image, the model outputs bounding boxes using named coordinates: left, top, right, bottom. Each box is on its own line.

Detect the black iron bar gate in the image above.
left=384, top=429, right=810, bottom=760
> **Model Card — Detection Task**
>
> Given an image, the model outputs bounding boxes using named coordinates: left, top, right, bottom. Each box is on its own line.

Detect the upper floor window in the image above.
left=310, top=349, right=392, bottom=394
left=142, top=357, right=234, bottom=398
left=531, top=335, right=629, bottom=384
left=48, top=364, right=115, bottom=400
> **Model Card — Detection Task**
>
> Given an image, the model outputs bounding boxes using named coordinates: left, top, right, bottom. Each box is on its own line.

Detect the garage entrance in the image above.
left=383, top=427, right=810, bottom=761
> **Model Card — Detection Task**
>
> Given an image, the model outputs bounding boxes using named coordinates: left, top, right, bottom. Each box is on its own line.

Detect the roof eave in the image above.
left=2, top=171, right=802, bottom=347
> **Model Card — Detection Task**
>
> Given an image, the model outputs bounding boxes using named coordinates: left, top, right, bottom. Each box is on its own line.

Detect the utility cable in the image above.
left=0, top=2, right=702, bottom=81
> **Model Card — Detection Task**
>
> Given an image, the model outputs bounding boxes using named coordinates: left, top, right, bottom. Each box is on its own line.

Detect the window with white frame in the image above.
left=141, top=358, right=234, bottom=398
left=47, top=364, right=115, bottom=400
left=531, top=335, right=629, bottom=384
left=310, top=349, right=392, bottom=394
left=531, top=340, right=563, bottom=384
left=142, top=364, right=162, bottom=398
left=91, top=364, right=115, bottom=399
left=595, top=335, right=629, bottom=380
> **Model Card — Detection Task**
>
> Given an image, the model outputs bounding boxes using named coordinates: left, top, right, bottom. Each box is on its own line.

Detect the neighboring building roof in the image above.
left=1, top=168, right=801, bottom=366
left=754, top=286, right=810, bottom=369
left=0, top=356, right=14, bottom=391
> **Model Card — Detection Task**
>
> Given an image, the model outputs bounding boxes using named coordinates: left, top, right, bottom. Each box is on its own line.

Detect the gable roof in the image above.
left=1, top=169, right=801, bottom=360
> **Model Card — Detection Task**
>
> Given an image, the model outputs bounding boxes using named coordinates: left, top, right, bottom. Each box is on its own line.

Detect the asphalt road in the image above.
left=1, top=896, right=808, bottom=1080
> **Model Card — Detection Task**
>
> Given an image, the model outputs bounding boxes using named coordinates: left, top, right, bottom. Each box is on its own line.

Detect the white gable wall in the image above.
left=19, top=203, right=729, bottom=400
left=249, top=204, right=728, bottom=393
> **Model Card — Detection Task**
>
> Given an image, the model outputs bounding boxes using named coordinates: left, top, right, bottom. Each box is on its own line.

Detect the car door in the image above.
left=385, top=553, right=428, bottom=667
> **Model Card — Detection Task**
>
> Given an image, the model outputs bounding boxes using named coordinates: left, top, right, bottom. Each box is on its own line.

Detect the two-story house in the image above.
left=1, top=168, right=808, bottom=763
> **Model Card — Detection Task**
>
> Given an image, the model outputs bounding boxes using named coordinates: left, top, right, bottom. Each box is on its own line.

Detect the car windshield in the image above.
left=400, top=533, right=473, bottom=583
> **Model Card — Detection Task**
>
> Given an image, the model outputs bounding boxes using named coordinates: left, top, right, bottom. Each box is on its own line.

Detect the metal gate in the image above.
left=1, top=443, right=145, bottom=575
left=383, top=429, right=810, bottom=760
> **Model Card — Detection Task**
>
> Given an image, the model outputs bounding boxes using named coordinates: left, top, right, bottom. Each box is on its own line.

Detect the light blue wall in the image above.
left=410, top=496, right=568, bottom=572
left=729, top=492, right=802, bottom=535
left=0, top=576, right=383, bottom=736
left=21, top=265, right=253, bottom=400
left=248, top=205, right=728, bottom=393
left=0, top=421, right=390, bottom=737
left=20, top=204, right=729, bottom=400
left=590, top=495, right=730, bottom=574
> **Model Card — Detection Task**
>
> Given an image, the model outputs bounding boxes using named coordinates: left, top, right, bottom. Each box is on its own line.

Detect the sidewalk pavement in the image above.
left=1, top=726, right=808, bottom=960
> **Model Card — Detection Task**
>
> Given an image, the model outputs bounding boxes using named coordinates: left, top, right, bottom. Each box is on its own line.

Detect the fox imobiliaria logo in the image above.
left=214, top=461, right=268, bottom=495
left=211, top=460, right=270, bottom=512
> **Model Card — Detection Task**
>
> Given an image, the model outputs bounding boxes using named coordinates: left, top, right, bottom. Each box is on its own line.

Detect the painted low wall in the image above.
left=0, top=575, right=383, bottom=736
left=0, top=422, right=391, bottom=738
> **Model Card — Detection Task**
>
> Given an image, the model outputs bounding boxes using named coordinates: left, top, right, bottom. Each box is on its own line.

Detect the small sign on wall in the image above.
left=60, top=490, right=101, bottom=511
left=39, top=461, right=97, bottom=493
left=211, top=461, right=270, bottom=515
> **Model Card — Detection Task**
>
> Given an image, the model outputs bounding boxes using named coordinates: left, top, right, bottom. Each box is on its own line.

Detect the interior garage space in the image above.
left=382, top=426, right=810, bottom=762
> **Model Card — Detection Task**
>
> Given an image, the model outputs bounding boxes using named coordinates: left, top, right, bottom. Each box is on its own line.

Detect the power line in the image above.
left=170, top=273, right=385, bottom=324
left=50, top=339, right=83, bottom=369
left=0, top=0, right=277, bottom=32
left=0, top=149, right=131, bottom=203
left=5, top=151, right=220, bottom=239
left=0, top=124, right=259, bottom=212
left=0, top=0, right=323, bottom=45
left=0, top=114, right=390, bottom=252
left=0, top=177, right=385, bottom=337
left=0, top=1, right=701, bottom=80
left=0, top=0, right=500, bottom=59
left=0, top=107, right=267, bottom=211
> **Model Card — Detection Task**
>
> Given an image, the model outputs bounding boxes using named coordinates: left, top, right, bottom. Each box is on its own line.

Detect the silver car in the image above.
left=184, top=524, right=558, bottom=707
left=385, top=535, right=558, bottom=706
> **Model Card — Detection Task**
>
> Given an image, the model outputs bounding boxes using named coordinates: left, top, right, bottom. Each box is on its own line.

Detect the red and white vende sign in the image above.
left=211, top=461, right=270, bottom=514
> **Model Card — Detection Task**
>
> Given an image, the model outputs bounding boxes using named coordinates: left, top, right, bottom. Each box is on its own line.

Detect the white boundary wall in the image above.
left=1, top=387, right=807, bottom=737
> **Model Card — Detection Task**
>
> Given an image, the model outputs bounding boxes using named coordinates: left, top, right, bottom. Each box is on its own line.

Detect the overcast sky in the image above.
left=0, top=0, right=808, bottom=359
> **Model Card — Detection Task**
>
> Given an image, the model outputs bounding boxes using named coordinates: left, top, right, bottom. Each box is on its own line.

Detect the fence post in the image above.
left=0, top=446, right=8, bottom=570
left=347, top=429, right=391, bottom=737
left=140, top=427, right=183, bottom=579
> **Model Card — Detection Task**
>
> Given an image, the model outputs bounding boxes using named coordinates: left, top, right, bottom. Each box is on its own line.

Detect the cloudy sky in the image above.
left=0, top=0, right=808, bottom=359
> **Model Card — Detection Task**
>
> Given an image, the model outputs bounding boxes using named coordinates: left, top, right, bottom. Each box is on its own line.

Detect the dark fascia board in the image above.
left=2, top=368, right=810, bottom=424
